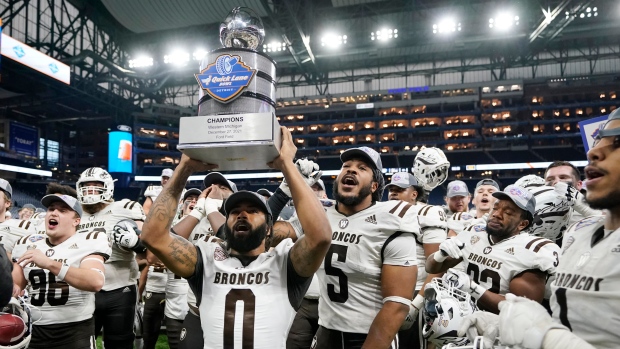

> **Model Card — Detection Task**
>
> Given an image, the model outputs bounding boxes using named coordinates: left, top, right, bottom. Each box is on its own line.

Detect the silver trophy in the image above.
left=177, top=7, right=281, bottom=171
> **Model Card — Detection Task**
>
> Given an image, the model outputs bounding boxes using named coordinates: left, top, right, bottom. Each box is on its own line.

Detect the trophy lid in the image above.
left=219, top=7, right=265, bottom=51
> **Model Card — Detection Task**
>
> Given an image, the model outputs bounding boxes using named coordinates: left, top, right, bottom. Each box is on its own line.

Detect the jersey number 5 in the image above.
left=29, top=269, right=70, bottom=306
left=325, top=245, right=348, bottom=303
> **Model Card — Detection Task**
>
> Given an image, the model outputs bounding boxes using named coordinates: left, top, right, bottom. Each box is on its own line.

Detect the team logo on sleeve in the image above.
left=338, top=219, right=349, bottom=229
left=29, top=235, right=44, bottom=242
left=562, top=236, right=575, bottom=254
left=470, top=236, right=480, bottom=245
left=214, top=246, right=228, bottom=261
left=473, top=224, right=485, bottom=232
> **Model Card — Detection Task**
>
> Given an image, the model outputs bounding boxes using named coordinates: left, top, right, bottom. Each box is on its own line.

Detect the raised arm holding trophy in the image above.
left=178, top=7, right=281, bottom=170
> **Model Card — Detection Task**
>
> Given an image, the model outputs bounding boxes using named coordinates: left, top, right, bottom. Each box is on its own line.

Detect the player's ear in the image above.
left=73, top=215, right=81, bottom=227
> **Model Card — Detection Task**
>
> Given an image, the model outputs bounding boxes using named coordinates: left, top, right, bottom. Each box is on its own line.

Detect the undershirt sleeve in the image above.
left=286, top=249, right=312, bottom=310
left=382, top=233, right=417, bottom=266
left=186, top=245, right=205, bottom=306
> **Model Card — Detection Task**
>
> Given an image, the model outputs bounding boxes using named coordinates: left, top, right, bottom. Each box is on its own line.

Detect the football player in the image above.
left=18, top=204, right=36, bottom=220
left=444, top=180, right=471, bottom=218
left=427, top=185, right=560, bottom=314
left=76, top=167, right=146, bottom=349
left=307, top=147, right=419, bottom=349
left=143, top=168, right=173, bottom=214
left=140, top=127, right=332, bottom=349
left=459, top=109, right=620, bottom=349
left=386, top=172, right=447, bottom=349
left=543, top=161, right=602, bottom=225
left=29, top=182, right=79, bottom=236
left=139, top=255, right=167, bottom=349
left=470, top=179, right=500, bottom=219
left=0, top=179, right=37, bottom=259
left=11, top=194, right=111, bottom=349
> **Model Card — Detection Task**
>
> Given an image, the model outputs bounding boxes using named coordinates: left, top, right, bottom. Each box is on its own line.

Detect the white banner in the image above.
left=1, top=33, right=70, bottom=85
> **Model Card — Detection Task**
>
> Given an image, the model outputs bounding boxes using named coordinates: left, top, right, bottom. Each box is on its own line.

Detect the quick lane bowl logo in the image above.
left=392, top=174, right=402, bottom=182
left=48, top=63, right=59, bottom=74
left=13, top=45, right=25, bottom=58
left=195, top=54, right=256, bottom=103
left=509, top=186, right=527, bottom=199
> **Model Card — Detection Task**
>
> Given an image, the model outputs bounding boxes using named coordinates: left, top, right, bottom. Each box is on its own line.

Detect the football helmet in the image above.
left=514, top=174, right=545, bottom=188
left=440, top=336, right=487, bottom=349
left=413, top=147, right=450, bottom=191
left=0, top=297, right=32, bottom=349
left=77, top=167, right=115, bottom=204
left=422, top=278, right=478, bottom=348
left=528, top=184, right=572, bottom=241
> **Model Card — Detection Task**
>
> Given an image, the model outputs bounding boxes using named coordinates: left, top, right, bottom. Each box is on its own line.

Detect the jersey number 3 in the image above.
left=325, top=245, right=349, bottom=303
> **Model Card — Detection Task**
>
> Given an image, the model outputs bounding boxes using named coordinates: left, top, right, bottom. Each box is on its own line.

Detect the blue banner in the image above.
left=108, top=131, right=133, bottom=173
left=9, top=121, right=38, bottom=157
left=579, top=114, right=608, bottom=153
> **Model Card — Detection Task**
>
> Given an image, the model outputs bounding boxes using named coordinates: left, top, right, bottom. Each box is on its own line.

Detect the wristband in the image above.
left=433, top=251, right=448, bottom=263
left=189, top=207, right=205, bottom=221
left=383, top=296, right=411, bottom=306
left=57, top=263, right=70, bottom=281
left=470, top=282, right=487, bottom=297
left=205, top=198, right=223, bottom=215
left=411, top=294, right=425, bottom=310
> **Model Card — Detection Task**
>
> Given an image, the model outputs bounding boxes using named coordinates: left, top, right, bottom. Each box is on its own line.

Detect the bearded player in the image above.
left=427, top=185, right=560, bottom=314
left=76, top=167, right=146, bottom=348
left=139, top=127, right=331, bottom=348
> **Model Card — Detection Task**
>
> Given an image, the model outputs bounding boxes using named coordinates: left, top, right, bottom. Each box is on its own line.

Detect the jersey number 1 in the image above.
left=224, top=289, right=255, bottom=348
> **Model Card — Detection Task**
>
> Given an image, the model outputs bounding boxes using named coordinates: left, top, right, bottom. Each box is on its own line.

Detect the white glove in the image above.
left=554, top=182, right=579, bottom=206
left=295, top=158, right=319, bottom=177
left=434, top=237, right=465, bottom=262
left=189, top=197, right=207, bottom=221
left=400, top=294, right=424, bottom=330
left=497, top=293, right=566, bottom=349
left=457, top=311, right=500, bottom=348
left=113, top=224, right=140, bottom=249
left=279, top=160, right=323, bottom=198
left=443, top=269, right=487, bottom=297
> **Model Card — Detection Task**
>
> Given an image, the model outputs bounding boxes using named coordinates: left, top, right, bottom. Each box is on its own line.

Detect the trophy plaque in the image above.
left=178, top=7, right=281, bottom=171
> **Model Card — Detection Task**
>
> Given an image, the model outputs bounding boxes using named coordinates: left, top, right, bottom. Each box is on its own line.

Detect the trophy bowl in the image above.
left=219, top=7, right=265, bottom=50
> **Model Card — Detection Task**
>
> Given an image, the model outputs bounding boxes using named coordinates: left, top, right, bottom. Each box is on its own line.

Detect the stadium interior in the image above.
left=1, top=0, right=619, bottom=211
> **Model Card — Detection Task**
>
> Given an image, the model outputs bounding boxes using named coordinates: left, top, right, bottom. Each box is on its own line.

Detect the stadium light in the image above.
left=321, top=34, right=347, bottom=47
left=489, top=13, right=519, bottom=30
left=371, top=28, right=398, bottom=41
left=193, top=49, right=207, bottom=61
left=164, top=50, right=190, bottom=65
left=128, top=56, right=153, bottom=68
left=263, top=41, right=287, bottom=52
left=566, top=6, right=597, bottom=19
left=433, top=19, right=461, bottom=34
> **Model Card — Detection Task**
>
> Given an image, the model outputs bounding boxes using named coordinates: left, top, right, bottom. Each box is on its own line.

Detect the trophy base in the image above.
left=177, top=112, right=281, bottom=171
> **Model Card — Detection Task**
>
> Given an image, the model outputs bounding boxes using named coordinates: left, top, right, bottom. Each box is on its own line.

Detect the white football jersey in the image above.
left=0, top=219, right=37, bottom=254
left=550, top=215, right=620, bottom=349
left=12, top=231, right=111, bottom=325
left=164, top=269, right=189, bottom=320
left=145, top=265, right=167, bottom=293
left=28, top=212, right=48, bottom=235
left=454, top=223, right=560, bottom=299
left=189, top=239, right=309, bottom=349
left=77, top=200, right=145, bottom=290
left=412, top=203, right=447, bottom=290
left=447, top=211, right=477, bottom=233
left=317, top=201, right=419, bottom=333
